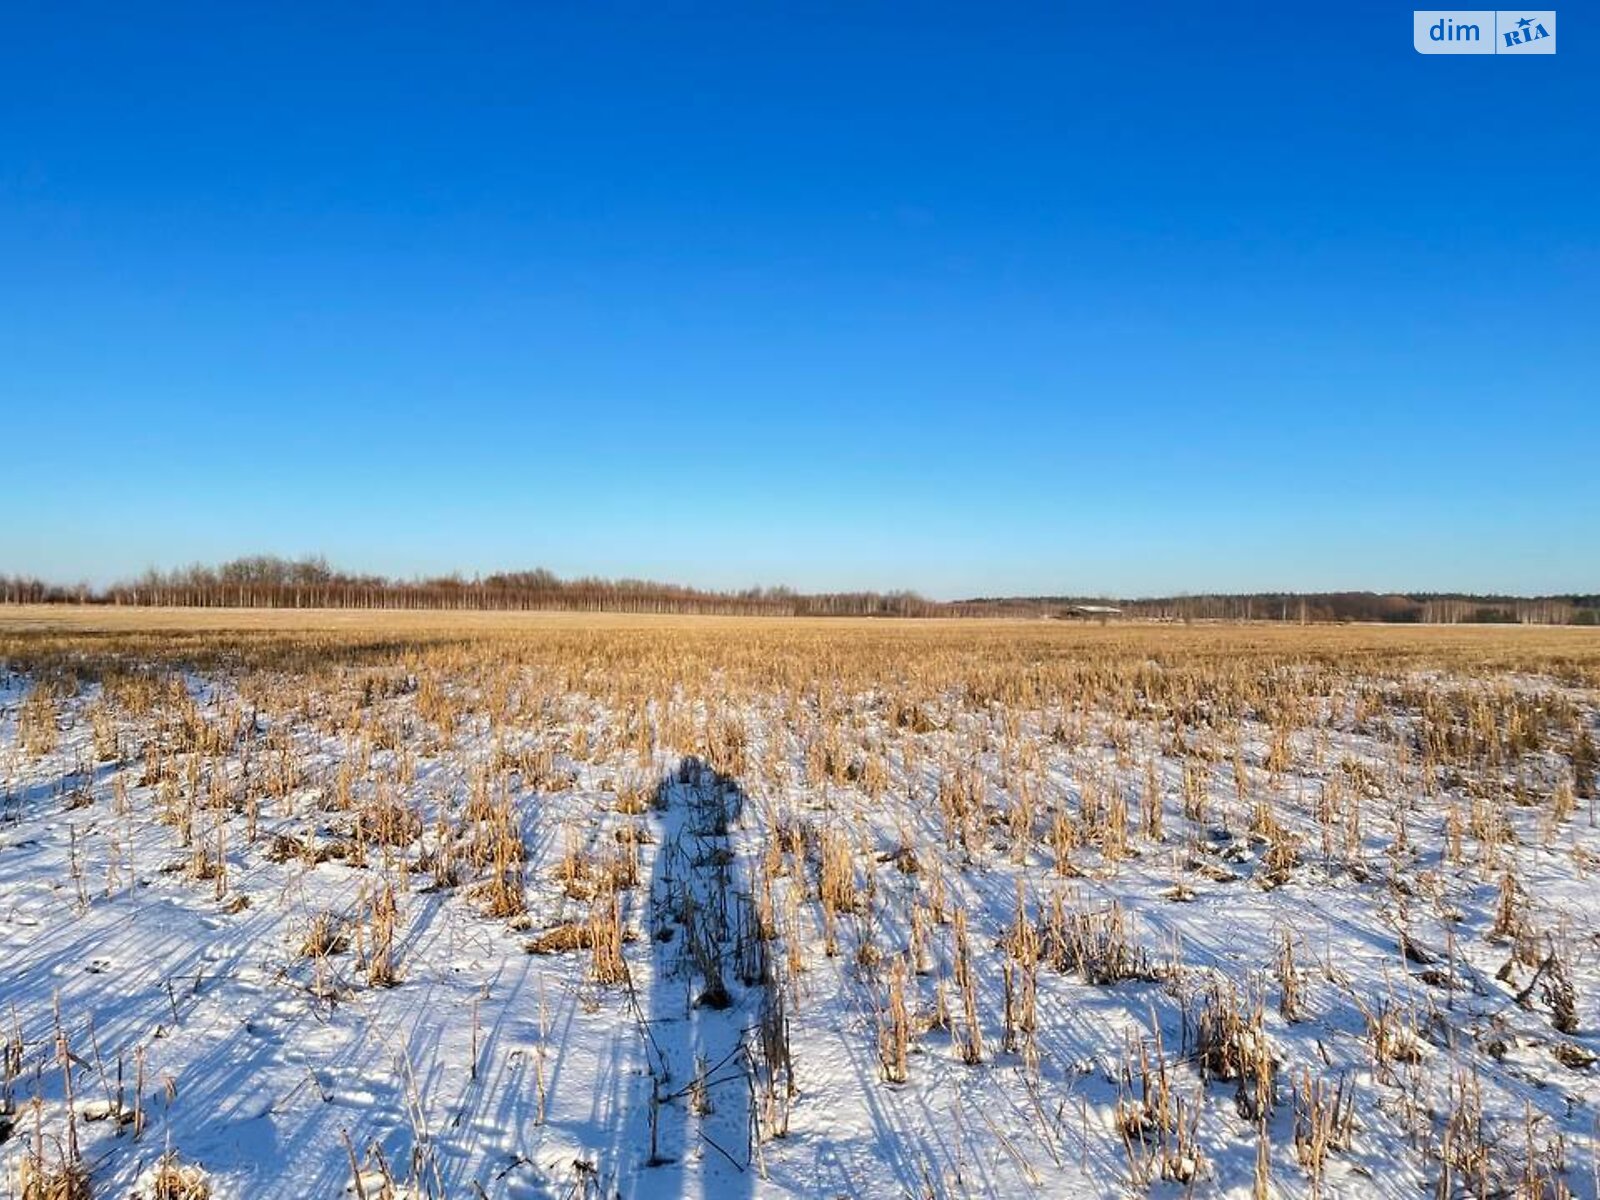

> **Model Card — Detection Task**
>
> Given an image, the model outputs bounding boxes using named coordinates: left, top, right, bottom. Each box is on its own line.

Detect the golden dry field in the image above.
left=2, top=608, right=1598, bottom=1198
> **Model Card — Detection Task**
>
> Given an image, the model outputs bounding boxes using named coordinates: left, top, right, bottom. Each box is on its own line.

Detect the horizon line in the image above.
left=1, top=555, right=1594, bottom=608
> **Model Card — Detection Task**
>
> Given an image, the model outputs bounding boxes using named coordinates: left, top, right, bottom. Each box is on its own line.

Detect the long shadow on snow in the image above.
left=613, top=756, right=764, bottom=1200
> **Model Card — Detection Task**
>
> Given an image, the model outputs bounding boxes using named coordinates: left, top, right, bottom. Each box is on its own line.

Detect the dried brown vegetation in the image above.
left=2, top=608, right=1598, bottom=1196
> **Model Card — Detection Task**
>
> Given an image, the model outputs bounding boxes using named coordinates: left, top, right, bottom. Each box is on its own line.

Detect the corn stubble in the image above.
left=2, top=613, right=1598, bottom=1195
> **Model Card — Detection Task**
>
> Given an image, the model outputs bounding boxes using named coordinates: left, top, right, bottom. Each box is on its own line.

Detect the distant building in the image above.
left=1063, top=604, right=1123, bottom=619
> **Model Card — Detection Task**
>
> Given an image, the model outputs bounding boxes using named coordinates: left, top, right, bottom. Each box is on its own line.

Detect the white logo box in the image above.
left=1414, top=10, right=1555, bottom=53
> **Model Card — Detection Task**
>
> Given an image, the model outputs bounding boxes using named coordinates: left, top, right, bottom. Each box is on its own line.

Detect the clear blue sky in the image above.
left=2, top=4, right=1594, bottom=597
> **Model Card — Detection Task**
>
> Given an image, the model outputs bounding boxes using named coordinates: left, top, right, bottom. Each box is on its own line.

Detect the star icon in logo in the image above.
left=1517, top=15, right=1533, bottom=28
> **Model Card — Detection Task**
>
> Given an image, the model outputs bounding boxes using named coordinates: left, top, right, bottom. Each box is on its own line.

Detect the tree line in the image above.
left=1, top=558, right=1595, bottom=624
left=0, top=557, right=940, bottom=617
left=1048, top=592, right=1598, bottom=625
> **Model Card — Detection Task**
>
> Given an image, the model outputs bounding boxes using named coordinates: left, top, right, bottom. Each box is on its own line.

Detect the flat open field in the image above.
left=2, top=609, right=1598, bottom=1198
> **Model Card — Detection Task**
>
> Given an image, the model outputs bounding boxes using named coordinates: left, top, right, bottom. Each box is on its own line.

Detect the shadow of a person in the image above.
left=628, top=755, right=763, bottom=1199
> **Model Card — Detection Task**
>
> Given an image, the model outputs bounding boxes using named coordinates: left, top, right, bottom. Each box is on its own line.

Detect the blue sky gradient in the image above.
left=2, top=3, right=1594, bottom=596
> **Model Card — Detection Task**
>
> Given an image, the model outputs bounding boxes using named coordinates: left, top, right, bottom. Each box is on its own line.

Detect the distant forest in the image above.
left=1, top=557, right=1595, bottom=624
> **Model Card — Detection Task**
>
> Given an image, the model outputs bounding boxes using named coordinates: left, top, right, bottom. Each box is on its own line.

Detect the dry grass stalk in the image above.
left=142, top=1153, right=210, bottom=1200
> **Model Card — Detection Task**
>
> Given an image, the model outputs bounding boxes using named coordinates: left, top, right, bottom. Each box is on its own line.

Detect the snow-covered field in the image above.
left=1, top=616, right=1597, bottom=1198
